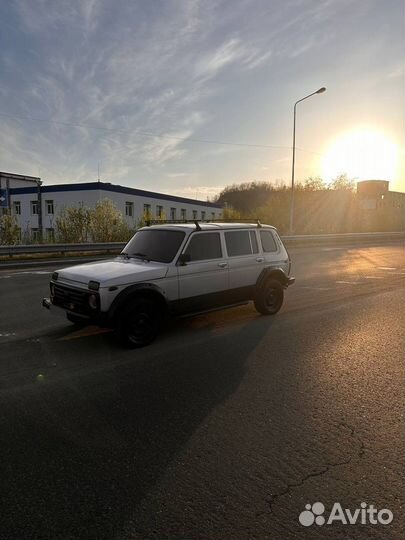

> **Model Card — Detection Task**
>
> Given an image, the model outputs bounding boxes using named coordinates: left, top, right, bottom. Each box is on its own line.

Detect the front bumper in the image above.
left=42, top=297, right=71, bottom=318
left=42, top=297, right=109, bottom=326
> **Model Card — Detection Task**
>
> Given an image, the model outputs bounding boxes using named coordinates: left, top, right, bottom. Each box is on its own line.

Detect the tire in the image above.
left=254, top=278, right=284, bottom=315
left=115, top=298, right=161, bottom=348
left=66, top=313, right=87, bottom=326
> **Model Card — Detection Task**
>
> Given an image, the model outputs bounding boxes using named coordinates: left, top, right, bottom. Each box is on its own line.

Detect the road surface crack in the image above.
left=259, top=421, right=366, bottom=516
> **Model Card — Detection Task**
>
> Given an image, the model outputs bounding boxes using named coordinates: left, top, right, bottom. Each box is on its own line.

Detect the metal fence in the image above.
left=0, top=232, right=403, bottom=258
left=0, top=242, right=125, bottom=257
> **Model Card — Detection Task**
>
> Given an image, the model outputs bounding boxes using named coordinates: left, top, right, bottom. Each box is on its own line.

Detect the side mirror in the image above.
left=178, top=253, right=191, bottom=265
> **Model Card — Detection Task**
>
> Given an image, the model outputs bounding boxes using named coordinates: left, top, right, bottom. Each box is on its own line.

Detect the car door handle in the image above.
left=256, top=257, right=264, bottom=263
left=217, top=262, right=228, bottom=268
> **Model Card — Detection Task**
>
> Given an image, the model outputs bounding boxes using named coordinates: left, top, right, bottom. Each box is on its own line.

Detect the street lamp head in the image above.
left=316, top=87, right=326, bottom=94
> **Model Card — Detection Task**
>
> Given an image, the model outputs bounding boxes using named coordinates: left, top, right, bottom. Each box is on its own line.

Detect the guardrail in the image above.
left=281, top=231, right=405, bottom=247
left=0, top=232, right=403, bottom=258
left=0, top=242, right=125, bottom=257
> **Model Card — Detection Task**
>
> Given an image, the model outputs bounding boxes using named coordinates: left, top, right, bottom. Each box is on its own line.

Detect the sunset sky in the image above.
left=0, top=0, right=404, bottom=198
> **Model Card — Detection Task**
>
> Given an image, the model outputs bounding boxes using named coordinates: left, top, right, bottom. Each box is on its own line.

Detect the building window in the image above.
left=13, top=201, right=21, bottom=215
left=192, top=210, right=197, bottom=219
left=143, top=203, right=151, bottom=215
left=46, top=228, right=55, bottom=242
left=201, top=211, right=206, bottom=220
left=125, top=201, right=134, bottom=217
left=181, top=209, right=186, bottom=220
left=45, top=200, right=54, bottom=215
left=17, top=228, right=22, bottom=242
left=211, top=212, right=215, bottom=219
left=31, top=228, right=40, bottom=242
left=170, top=208, right=176, bottom=220
left=156, top=205, right=164, bottom=218
left=31, top=200, right=39, bottom=215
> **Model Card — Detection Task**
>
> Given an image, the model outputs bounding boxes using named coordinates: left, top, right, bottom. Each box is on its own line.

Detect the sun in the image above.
left=322, top=129, right=400, bottom=184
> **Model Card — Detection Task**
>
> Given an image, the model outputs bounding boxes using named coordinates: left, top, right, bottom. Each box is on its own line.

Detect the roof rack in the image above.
left=145, top=218, right=262, bottom=229
left=206, top=218, right=262, bottom=228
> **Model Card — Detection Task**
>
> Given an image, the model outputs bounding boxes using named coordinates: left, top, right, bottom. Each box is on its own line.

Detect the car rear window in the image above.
left=260, top=230, right=278, bottom=252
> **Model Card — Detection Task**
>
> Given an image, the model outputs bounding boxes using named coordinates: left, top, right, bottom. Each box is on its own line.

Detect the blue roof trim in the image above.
left=9, top=181, right=223, bottom=208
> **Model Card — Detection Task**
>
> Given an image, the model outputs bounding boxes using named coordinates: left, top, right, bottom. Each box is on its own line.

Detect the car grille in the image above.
left=52, top=283, right=90, bottom=314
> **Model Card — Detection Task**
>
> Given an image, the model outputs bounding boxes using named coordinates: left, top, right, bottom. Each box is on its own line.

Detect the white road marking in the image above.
left=0, top=332, right=16, bottom=338
left=364, top=276, right=384, bottom=279
left=335, top=280, right=360, bottom=285
left=0, top=270, right=51, bottom=278
left=299, top=286, right=332, bottom=291
left=376, top=267, right=397, bottom=270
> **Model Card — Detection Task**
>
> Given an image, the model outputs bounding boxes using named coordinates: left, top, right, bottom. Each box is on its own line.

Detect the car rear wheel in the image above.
left=115, top=298, right=161, bottom=348
left=254, top=278, right=284, bottom=315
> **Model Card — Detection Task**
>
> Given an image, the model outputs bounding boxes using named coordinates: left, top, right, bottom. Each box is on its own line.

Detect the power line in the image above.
left=0, top=110, right=325, bottom=156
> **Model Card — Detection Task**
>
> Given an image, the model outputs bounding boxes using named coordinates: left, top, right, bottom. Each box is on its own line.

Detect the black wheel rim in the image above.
left=265, top=288, right=280, bottom=310
left=127, top=310, right=155, bottom=344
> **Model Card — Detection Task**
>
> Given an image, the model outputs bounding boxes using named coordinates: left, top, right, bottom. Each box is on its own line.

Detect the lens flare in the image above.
left=322, top=129, right=400, bottom=184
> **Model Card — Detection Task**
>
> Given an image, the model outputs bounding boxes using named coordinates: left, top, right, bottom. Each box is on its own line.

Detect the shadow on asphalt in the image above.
left=0, top=314, right=270, bottom=540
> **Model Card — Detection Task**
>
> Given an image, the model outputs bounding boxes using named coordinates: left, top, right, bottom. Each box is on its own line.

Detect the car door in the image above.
left=224, top=229, right=264, bottom=301
left=176, top=231, right=229, bottom=313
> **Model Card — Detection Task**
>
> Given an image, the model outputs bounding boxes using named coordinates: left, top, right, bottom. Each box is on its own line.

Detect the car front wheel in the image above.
left=254, top=279, right=284, bottom=315
left=115, top=298, right=161, bottom=348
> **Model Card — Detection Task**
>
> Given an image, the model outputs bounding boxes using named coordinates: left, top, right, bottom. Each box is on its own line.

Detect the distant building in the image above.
left=1, top=173, right=222, bottom=242
left=356, top=180, right=405, bottom=231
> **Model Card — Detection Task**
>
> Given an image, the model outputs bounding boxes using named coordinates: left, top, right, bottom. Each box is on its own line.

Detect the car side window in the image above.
left=225, top=231, right=251, bottom=256
left=225, top=230, right=259, bottom=257
left=260, top=230, right=278, bottom=252
left=184, top=232, right=222, bottom=261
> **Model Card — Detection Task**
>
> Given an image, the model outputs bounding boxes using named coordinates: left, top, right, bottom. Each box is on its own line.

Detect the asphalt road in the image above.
left=0, top=242, right=404, bottom=540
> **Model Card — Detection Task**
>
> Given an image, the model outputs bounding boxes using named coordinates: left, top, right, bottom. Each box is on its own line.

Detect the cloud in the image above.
left=195, top=37, right=273, bottom=81
left=387, top=64, right=405, bottom=79
left=288, top=38, right=315, bottom=58
left=15, top=0, right=100, bottom=35
left=1, top=0, right=403, bottom=193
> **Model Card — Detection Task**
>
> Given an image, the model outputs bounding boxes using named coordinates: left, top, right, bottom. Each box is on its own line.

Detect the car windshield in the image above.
left=123, top=229, right=185, bottom=263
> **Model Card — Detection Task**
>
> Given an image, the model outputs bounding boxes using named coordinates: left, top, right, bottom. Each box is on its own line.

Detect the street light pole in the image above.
left=289, top=87, right=326, bottom=235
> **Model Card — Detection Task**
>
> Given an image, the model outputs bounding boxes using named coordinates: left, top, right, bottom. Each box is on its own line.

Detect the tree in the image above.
left=89, top=199, right=133, bottom=242
left=330, top=173, right=356, bottom=191
left=136, top=208, right=153, bottom=229
left=55, top=204, right=91, bottom=243
left=303, top=176, right=327, bottom=191
left=222, top=205, right=241, bottom=220
left=0, top=212, right=20, bottom=245
left=216, top=181, right=274, bottom=213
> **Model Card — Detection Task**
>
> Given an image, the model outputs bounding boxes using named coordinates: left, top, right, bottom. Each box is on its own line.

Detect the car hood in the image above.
left=56, top=258, right=168, bottom=287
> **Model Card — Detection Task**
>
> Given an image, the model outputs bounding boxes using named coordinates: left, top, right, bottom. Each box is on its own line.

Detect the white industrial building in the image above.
left=0, top=172, right=223, bottom=242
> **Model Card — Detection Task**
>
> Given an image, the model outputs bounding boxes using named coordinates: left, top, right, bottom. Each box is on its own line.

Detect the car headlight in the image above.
left=88, top=294, right=98, bottom=310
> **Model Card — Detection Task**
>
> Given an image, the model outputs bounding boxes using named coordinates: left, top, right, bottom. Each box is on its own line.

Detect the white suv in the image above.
left=42, top=222, right=295, bottom=347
